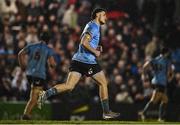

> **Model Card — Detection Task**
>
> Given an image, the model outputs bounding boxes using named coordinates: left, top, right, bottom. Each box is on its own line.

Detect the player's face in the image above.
left=98, top=11, right=107, bottom=25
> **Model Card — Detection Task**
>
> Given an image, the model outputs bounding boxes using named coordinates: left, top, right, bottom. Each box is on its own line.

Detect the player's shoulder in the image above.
left=155, top=55, right=161, bottom=59
left=27, top=42, right=42, bottom=47
left=41, top=43, right=52, bottom=51
left=152, top=55, right=162, bottom=62
left=27, top=42, right=52, bottom=51
left=148, top=56, right=158, bottom=64
left=44, top=44, right=54, bottom=52
left=87, top=21, right=99, bottom=29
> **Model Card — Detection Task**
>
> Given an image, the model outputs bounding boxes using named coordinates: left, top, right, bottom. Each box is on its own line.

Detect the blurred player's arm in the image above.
left=97, top=45, right=103, bottom=52
left=47, top=56, right=57, bottom=69
left=47, top=56, right=57, bottom=81
left=81, top=33, right=101, bottom=57
left=18, top=48, right=27, bottom=71
left=168, top=64, right=174, bottom=82
left=141, top=61, right=151, bottom=81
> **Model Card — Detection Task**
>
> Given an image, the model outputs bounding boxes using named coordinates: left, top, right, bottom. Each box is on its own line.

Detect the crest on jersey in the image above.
left=88, top=68, right=93, bottom=75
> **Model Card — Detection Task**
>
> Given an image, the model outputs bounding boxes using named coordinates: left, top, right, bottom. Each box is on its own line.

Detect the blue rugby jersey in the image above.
left=150, top=55, right=171, bottom=86
left=23, top=42, right=54, bottom=79
left=72, top=21, right=100, bottom=64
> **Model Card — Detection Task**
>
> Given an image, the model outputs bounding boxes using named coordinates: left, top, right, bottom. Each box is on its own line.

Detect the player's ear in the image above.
left=96, top=12, right=100, bottom=18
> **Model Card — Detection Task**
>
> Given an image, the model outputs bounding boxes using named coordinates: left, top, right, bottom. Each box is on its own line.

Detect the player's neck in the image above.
left=40, top=40, right=46, bottom=44
left=93, top=19, right=100, bottom=26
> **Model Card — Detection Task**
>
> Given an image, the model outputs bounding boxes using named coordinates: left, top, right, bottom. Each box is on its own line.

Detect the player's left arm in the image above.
left=47, top=48, right=57, bottom=69
left=97, top=45, right=103, bottom=52
left=167, top=64, right=174, bottom=82
left=48, top=56, right=57, bottom=69
left=18, top=48, right=28, bottom=71
left=81, top=33, right=101, bottom=57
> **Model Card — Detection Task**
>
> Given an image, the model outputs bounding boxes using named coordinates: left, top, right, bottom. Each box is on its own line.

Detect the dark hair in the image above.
left=40, top=32, right=51, bottom=43
left=91, top=8, right=106, bottom=19
left=160, top=47, right=169, bottom=55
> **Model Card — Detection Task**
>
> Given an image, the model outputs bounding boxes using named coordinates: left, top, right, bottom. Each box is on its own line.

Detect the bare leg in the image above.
left=54, top=71, right=82, bottom=93
left=159, top=93, right=168, bottom=121
left=139, top=90, right=160, bottom=120
left=92, top=71, right=120, bottom=119
left=38, top=71, right=82, bottom=109
left=23, top=86, right=43, bottom=118
left=92, top=71, right=108, bottom=100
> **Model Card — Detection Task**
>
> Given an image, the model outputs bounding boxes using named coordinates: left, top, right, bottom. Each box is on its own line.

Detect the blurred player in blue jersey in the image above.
left=37, top=8, right=120, bottom=120
left=139, top=47, right=174, bottom=121
left=18, top=32, right=56, bottom=120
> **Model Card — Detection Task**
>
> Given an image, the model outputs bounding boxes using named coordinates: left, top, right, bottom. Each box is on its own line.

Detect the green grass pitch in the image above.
left=0, top=120, right=180, bottom=125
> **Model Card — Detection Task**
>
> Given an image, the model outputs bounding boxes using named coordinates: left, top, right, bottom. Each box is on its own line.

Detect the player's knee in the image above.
left=29, top=96, right=38, bottom=103
left=162, top=98, right=168, bottom=104
left=99, top=81, right=108, bottom=86
left=66, top=85, right=74, bottom=92
left=151, top=99, right=158, bottom=105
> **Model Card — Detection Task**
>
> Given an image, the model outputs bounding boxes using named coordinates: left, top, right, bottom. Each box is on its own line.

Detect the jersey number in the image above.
left=153, top=64, right=163, bottom=72
left=34, top=51, right=41, bottom=60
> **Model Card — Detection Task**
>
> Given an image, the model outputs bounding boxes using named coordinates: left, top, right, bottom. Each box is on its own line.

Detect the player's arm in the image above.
left=47, top=56, right=56, bottom=69
left=18, top=48, right=27, bottom=71
left=141, top=61, right=151, bottom=81
left=168, top=64, right=174, bottom=82
left=81, top=33, right=101, bottom=57
left=47, top=56, right=57, bottom=80
left=97, top=45, right=103, bottom=52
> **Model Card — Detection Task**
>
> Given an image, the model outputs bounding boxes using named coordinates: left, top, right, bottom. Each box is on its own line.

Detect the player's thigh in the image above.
left=30, top=86, right=43, bottom=100
left=161, top=93, right=168, bottom=104
left=27, top=76, right=45, bottom=100
left=92, top=71, right=108, bottom=86
left=150, top=90, right=161, bottom=104
left=66, top=71, right=82, bottom=87
left=32, top=86, right=43, bottom=93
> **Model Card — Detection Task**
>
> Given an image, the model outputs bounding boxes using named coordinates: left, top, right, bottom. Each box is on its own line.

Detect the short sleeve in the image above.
left=48, top=48, right=55, bottom=57
left=84, top=24, right=98, bottom=37
left=149, top=59, right=155, bottom=65
left=23, top=44, right=31, bottom=54
left=167, top=60, right=172, bottom=68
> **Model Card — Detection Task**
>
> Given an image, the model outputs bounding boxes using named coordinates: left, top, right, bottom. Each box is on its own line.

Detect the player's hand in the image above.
left=94, top=50, right=101, bottom=57
left=97, top=45, right=103, bottom=52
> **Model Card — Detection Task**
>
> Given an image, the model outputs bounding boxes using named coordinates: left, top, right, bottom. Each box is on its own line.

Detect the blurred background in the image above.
left=0, top=0, right=180, bottom=121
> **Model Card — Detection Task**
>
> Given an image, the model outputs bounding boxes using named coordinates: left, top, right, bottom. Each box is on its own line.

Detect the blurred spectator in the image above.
left=26, top=0, right=40, bottom=17
left=11, top=66, right=28, bottom=101
left=0, top=0, right=18, bottom=21
left=174, top=0, right=180, bottom=22
left=0, top=60, right=11, bottom=101
left=62, top=4, right=78, bottom=29
left=77, top=1, right=91, bottom=27
left=15, top=0, right=27, bottom=20
left=25, top=24, right=39, bottom=43
left=145, top=35, right=161, bottom=59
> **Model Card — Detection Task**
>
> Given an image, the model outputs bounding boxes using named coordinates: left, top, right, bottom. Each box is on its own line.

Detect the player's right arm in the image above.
left=141, top=61, right=151, bottom=82
left=18, top=48, right=28, bottom=71
left=81, top=33, right=101, bottom=57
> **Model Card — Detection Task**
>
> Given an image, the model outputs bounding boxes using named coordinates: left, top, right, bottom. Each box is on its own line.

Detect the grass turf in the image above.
left=0, top=120, right=180, bottom=125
